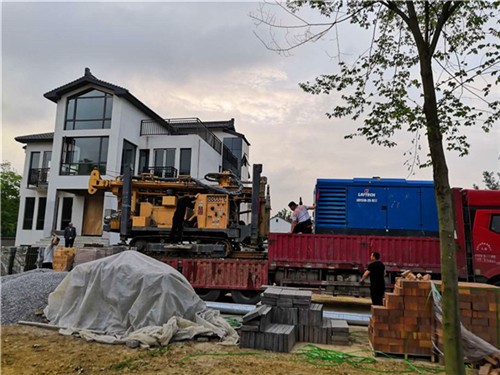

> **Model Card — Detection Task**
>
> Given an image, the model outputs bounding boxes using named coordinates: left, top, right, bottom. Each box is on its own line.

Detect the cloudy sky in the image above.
left=2, top=2, right=499, bottom=213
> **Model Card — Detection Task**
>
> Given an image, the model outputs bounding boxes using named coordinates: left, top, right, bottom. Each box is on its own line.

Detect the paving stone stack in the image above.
left=369, top=278, right=500, bottom=358
left=240, top=287, right=350, bottom=352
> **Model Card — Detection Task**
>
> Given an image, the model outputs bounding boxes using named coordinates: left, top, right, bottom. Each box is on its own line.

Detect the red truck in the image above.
left=88, top=170, right=499, bottom=303
left=156, top=188, right=500, bottom=303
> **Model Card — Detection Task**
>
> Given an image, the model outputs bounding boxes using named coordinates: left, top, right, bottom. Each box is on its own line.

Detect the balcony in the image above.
left=28, top=168, right=50, bottom=188
left=140, top=117, right=222, bottom=154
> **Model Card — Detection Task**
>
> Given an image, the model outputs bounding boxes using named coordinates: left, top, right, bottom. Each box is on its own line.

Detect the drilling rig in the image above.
left=88, top=164, right=271, bottom=257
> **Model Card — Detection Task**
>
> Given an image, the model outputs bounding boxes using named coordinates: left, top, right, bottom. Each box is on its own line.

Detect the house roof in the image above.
left=43, top=68, right=174, bottom=132
left=15, top=132, right=54, bottom=144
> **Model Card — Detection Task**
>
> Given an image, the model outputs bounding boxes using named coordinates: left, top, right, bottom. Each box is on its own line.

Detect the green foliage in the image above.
left=275, top=208, right=292, bottom=222
left=286, top=1, right=499, bottom=165
left=1, top=162, right=21, bottom=237
left=474, top=170, right=500, bottom=190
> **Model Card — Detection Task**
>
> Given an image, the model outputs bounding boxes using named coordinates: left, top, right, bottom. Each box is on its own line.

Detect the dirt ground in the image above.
left=1, top=324, right=458, bottom=375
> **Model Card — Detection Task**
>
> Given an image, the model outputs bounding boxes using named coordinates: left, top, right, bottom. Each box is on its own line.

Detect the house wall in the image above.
left=139, top=135, right=221, bottom=179
left=15, top=81, right=246, bottom=247
left=270, top=217, right=290, bottom=233
left=15, top=143, right=53, bottom=246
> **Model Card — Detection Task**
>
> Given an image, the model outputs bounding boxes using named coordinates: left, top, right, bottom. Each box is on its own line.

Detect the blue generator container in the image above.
left=314, top=178, right=439, bottom=236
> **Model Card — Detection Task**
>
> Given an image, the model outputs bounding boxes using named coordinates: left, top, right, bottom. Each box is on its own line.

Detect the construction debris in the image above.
left=240, top=287, right=350, bottom=352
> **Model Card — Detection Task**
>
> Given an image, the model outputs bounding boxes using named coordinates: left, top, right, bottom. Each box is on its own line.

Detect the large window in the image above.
left=60, top=137, right=109, bottom=175
left=36, top=197, right=47, bottom=230
left=179, top=148, right=192, bottom=176
left=28, top=152, right=41, bottom=186
left=121, top=140, right=137, bottom=175
left=60, top=197, right=73, bottom=230
left=65, top=89, right=113, bottom=130
left=223, top=137, right=242, bottom=177
left=23, top=197, right=36, bottom=230
left=138, top=150, right=150, bottom=174
left=154, top=148, right=176, bottom=178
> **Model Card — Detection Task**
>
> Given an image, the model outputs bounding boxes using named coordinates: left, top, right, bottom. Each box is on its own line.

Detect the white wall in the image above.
left=270, top=217, right=290, bottom=233
left=139, top=135, right=221, bottom=179
left=16, top=83, right=245, bottom=246
left=15, top=142, right=53, bottom=246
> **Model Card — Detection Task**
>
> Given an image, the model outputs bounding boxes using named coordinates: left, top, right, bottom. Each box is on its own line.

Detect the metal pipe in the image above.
left=205, top=301, right=370, bottom=326
left=250, top=164, right=262, bottom=246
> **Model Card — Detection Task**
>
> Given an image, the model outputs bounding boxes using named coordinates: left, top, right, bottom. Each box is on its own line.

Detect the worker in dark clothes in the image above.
left=64, top=222, right=77, bottom=247
left=170, top=196, right=196, bottom=244
left=359, top=252, right=386, bottom=305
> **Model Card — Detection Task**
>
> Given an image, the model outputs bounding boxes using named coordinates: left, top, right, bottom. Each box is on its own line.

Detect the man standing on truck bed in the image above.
left=288, top=201, right=316, bottom=234
left=359, top=252, right=386, bottom=305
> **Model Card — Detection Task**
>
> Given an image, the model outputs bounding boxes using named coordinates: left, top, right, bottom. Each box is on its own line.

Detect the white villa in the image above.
left=14, top=68, right=250, bottom=246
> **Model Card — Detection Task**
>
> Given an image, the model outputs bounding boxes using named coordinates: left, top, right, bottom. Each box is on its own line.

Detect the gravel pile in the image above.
left=1, top=269, right=68, bottom=325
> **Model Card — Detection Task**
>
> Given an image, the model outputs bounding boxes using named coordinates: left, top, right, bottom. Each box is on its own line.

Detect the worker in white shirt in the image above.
left=288, top=201, right=316, bottom=234
left=38, top=236, right=60, bottom=269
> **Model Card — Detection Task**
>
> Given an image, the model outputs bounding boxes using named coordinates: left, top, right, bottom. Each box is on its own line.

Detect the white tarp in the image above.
left=44, top=250, right=238, bottom=346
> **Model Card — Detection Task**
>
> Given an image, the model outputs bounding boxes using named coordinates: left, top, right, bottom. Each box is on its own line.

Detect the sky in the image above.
left=2, top=2, right=499, bottom=213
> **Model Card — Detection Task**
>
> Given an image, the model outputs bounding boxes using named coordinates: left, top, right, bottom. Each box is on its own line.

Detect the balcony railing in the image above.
left=60, top=163, right=106, bottom=176
left=28, top=168, right=50, bottom=188
left=140, top=166, right=178, bottom=179
left=140, top=117, right=222, bottom=154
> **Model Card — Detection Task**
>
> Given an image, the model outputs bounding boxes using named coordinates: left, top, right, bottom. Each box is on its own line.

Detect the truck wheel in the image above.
left=231, top=290, right=261, bottom=305
left=196, top=289, right=221, bottom=301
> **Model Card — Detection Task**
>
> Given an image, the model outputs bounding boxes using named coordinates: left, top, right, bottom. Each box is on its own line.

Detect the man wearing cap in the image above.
left=288, top=201, right=316, bottom=234
left=64, top=222, right=77, bottom=247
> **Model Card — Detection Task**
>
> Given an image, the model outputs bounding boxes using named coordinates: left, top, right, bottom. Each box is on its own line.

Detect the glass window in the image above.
left=60, top=137, right=109, bottom=175
left=65, top=89, right=112, bottom=130
left=29, top=152, right=40, bottom=170
left=139, top=150, right=149, bottom=174
left=42, top=151, right=52, bottom=169
left=121, top=140, right=137, bottom=175
left=491, top=215, right=500, bottom=234
left=153, top=148, right=176, bottom=178
left=222, top=137, right=241, bottom=177
left=36, top=197, right=47, bottom=230
left=179, top=148, right=192, bottom=175
left=28, top=152, right=41, bottom=186
left=23, top=197, right=35, bottom=230
left=60, top=197, right=73, bottom=230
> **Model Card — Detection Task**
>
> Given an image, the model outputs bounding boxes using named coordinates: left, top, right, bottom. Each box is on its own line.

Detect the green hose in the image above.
left=297, top=345, right=444, bottom=374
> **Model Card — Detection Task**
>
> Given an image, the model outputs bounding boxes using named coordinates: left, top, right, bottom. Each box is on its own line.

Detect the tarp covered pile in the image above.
left=44, top=250, right=238, bottom=347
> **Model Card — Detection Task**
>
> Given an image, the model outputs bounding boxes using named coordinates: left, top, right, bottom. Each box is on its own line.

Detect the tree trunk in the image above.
left=419, top=51, right=465, bottom=375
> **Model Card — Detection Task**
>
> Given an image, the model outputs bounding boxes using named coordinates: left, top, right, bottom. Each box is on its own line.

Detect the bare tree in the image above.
left=252, top=2, right=499, bottom=374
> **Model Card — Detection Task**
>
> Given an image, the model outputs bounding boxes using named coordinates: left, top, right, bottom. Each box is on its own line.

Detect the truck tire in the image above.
left=231, top=290, right=261, bottom=305
left=196, top=289, right=221, bottom=301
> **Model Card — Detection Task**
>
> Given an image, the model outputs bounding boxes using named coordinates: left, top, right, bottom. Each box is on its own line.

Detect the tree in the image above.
left=474, top=171, right=500, bottom=190
left=276, top=207, right=292, bottom=222
left=1, top=161, right=22, bottom=237
left=252, top=2, right=499, bottom=373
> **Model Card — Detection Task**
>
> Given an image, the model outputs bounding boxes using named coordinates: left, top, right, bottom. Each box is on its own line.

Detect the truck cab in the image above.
left=455, top=189, right=500, bottom=285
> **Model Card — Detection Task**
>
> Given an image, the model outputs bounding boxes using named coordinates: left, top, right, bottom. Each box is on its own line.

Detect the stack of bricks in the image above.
left=434, top=281, right=499, bottom=350
left=369, top=277, right=500, bottom=359
left=369, top=278, right=433, bottom=356
left=240, top=287, right=350, bottom=352
left=52, top=247, right=76, bottom=271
